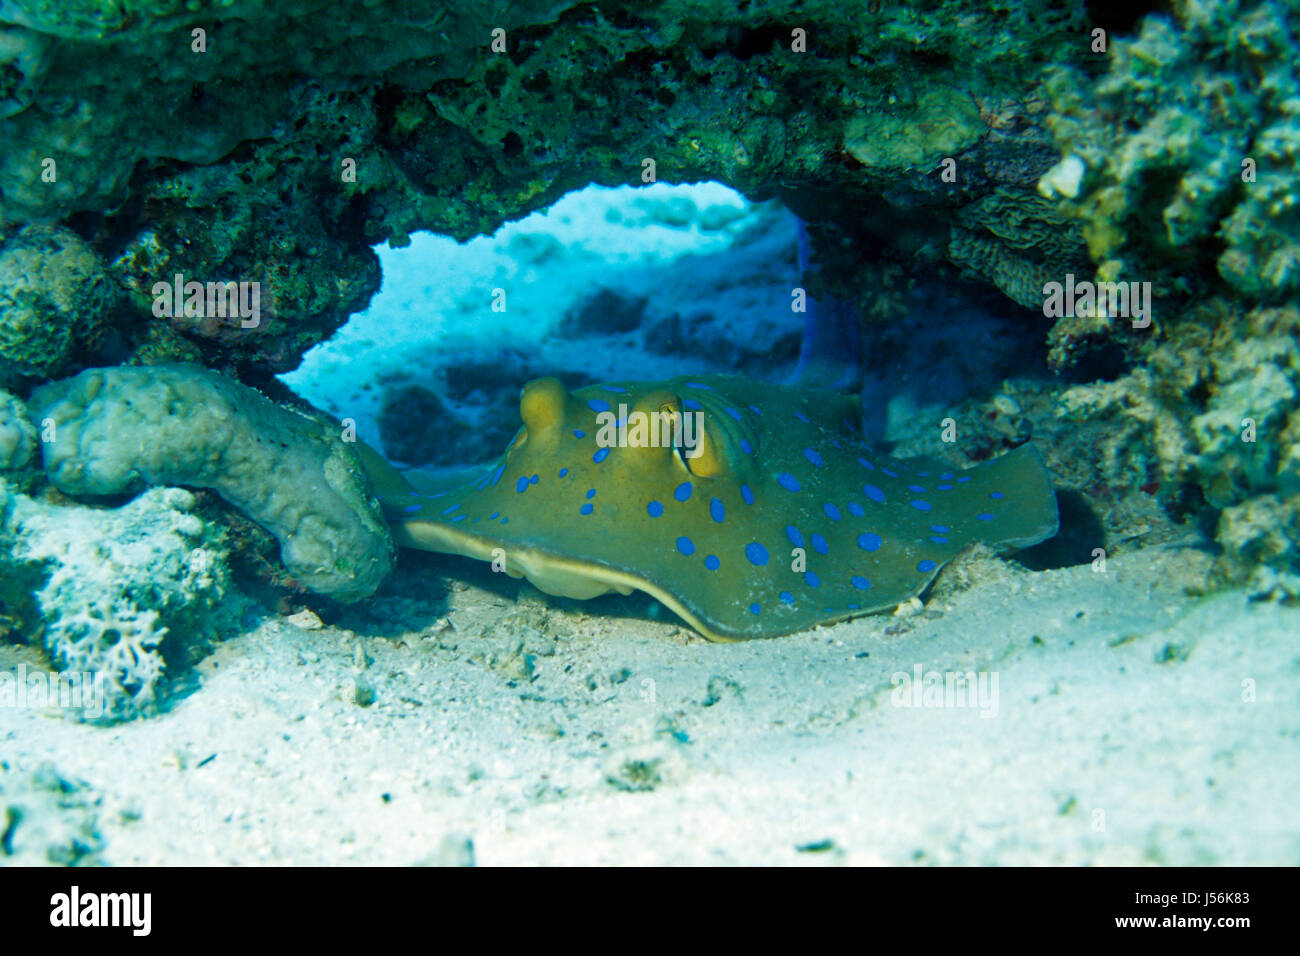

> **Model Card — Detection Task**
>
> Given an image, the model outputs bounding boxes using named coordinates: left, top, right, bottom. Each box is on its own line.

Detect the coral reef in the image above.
left=1044, top=0, right=1300, bottom=302
left=1, top=480, right=229, bottom=718
left=0, top=0, right=1295, bottom=663
left=1058, top=301, right=1300, bottom=578
left=0, top=388, right=36, bottom=471
left=0, top=225, right=117, bottom=389
left=0, top=0, right=1089, bottom=375
left=29, top=364, right=395, bottom=599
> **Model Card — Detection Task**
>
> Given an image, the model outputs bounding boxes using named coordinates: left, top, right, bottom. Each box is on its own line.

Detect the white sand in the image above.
left=4, top=545, right=1297, bottom=865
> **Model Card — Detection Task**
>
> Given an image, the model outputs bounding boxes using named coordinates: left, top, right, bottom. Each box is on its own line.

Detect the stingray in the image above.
left=361, top=374, right=1059, bottom=641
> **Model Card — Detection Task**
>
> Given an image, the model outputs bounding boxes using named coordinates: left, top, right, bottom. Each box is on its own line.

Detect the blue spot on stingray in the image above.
left=705, top=555, right=720, bottom=571
left=851, top=576, right=872, bottom=590
left=450, top=515, right=467, bottom=523
left=937, top=484, right=953, bottom=490
left=674, top=481, right=693, bottom=502
left=977, top=512, right=994, bottom=521
left=857, top=532, right=882, bottom=551
left=573, top=429, right=586, bottom=439
left=683, top=398, right=703, bottom=411
left=710, top=497, right=726, bottom=523
left=823, top=502, right=841, bottom=521
left=740, top=438, right=753, bottom=455
left=749, top=404, right=763, bottom=415
left=909, top=499, right=933, bottom=512
left=741, top=484, right=755, bottom=505
left=580, top=503, right=594, bottom=515
left=745, top=542, right=770, bottom=566
left=804, top=448, right=824, bottom=467
left=530, top=474, right=538, bottom=485
left=848, top=604, right=859, bottom=610
left=749, top=603, right=761, bottom=615
left=811, top=534, right=829, bottom=555
left=403, top=504, right=422, bottom=513
left=794, top=411, right=810, bottom=423
left=558, top=467, right=568, bottom=478
left=917, top=559, right=938, bottom=573
left=488, top=512, right=499, bottom=520
left=603, top=385, right=628, bottom=393
left=917, top=472, right=929, bottom=478
left=585, top=488, right=596, bottom=499
left=676, top=536, right=695, bottom=556
left=930, top=524, right=951, bottom=533
left=957, top=476, right=972, bottom=483
left=862, top=483, right=885, bottom=503
left=990, top=491, right=1005, bottom=499
left=941, top=473, right=954, bottom=480
left=779, top=591, right=794, bottom=605
left=907, top=485, right=926, bottom=494
left=726, top=407, right=742, bottom=421
left=684, top=382, right=715, bottom=390
left=777, top=473, right=801, bottom=492
left=593, top=447, right=610, bottom=463
left=490, top=464, right=505, bottom=487
left=880, top=467, right=898, bottom=478
left=785, top=526, right=804, bottom=547
left=929, top=535, right=949, bottom=544
left=647, top=500, right=664, bottom=518
left=500, top=517, right=509, bottom=524
left=587, top=398, right=611, bottom=412
left=848, top=502, right=865, bottom=517
left=515, top=477, right=530, bottom=493
left=440, top=503, right=461, bottom=515
left=806, top=571, right=822, bottom=589
left=857, top=457, right=875, bottom=470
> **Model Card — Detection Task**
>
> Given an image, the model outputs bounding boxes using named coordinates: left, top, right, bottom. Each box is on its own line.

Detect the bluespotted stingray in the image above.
left=368, top=374, right=1059, bottom=641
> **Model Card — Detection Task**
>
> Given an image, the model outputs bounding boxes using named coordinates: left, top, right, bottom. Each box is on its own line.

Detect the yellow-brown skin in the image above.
left=368, top=375, right=1059, bottom=641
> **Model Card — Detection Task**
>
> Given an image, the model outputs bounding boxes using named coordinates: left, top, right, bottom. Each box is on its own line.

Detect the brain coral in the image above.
left=0, top=225, right=116, bottom=389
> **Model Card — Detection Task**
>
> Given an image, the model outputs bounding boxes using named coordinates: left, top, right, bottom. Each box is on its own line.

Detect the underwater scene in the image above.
left=0, top=0, right=1298, bottom=872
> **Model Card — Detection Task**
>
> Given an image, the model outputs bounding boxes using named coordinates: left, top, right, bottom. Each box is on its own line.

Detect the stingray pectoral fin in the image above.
left=396, top=519, right=636, bottom=600
left=968, top=443, right=1060, bottom=551
left=395, top=518, right=735, bottom=640
left=353, top=438, right=417, bottom=501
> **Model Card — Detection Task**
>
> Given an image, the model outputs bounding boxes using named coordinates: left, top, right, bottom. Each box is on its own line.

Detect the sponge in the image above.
left=29, top=364, right=395, bottom=600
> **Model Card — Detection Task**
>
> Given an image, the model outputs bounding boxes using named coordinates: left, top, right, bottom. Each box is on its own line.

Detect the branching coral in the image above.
left=1, top=481, right=230, bottom=719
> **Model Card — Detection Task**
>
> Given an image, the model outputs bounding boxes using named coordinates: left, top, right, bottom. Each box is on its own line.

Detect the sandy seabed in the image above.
left=3, top=544, right=1297, bottom=866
